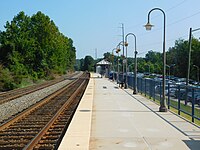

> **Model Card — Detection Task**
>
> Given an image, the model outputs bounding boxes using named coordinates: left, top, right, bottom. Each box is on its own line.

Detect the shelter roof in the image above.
left=96, top=59, right=111, bottom=65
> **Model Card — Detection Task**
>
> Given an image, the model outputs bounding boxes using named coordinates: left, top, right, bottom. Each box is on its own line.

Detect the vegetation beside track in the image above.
left=0, top=11, right=76, bottom=91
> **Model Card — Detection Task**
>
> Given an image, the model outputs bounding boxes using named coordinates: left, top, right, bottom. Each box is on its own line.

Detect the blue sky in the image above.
left=1, top=0, right=200, bottom=59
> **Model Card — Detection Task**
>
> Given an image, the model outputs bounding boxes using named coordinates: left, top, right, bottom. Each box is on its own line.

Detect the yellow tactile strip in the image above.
left=58, top=73, right=95, bottom=150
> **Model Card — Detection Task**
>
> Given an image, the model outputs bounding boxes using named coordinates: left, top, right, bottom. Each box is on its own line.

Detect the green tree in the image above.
left=83, top=56, right=95, bottom=71
left=0, top=11, right=76, bottom=91
left=144, top=50, right=162, bottom=74
left=103, top=52, right=111, bottom=61
left=166, top=38, right=200, bottom=79
left=145, top=50, right=162, bottom=64
left=167, top=39, right=188, bottom=77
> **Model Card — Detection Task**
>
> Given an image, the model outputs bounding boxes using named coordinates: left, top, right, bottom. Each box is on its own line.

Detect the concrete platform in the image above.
left=59, top=73, right=200, bottom=150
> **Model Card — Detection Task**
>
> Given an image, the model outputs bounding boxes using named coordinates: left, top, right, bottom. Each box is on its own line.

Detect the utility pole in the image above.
left=186, top=27, right=200, bottom=104
left=95, top=48, right=97, bottom=60
left=119, top=23, right=125, bottom=87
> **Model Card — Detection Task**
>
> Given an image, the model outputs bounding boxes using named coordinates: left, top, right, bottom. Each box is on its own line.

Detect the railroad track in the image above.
left=0, top=72, right=90, bottom=149
left=0, top=72, right=81, bottom=105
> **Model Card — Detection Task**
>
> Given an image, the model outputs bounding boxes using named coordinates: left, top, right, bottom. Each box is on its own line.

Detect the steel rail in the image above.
left=0, top=72, right=82, bottom=105
left=0, top=72, right=89, bottom=149
left=0, top=74, right=82, bottom=130
left=24, top=79, right=87, bottom=150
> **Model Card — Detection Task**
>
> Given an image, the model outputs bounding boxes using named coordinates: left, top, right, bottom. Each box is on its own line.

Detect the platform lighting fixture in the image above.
left=116, top=47, right=121, bottom=84
left=111, top=48, right=117, bottom=81
left=144, top=8, right=167, bottom=112
left=125, top=33, right=137, bottom=94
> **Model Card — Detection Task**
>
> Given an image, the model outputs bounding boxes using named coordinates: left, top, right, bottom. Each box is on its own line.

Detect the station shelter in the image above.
left=96, top=59, right=111, bottom=78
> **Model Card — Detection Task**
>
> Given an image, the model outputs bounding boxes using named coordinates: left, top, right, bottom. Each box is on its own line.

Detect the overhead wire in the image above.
left=118, top=0, right=200, bottom=57
left=126, top=0, right=188, bottom=30
left=167, top=10, right=200, bottom=27
left=133, top=0, right=200, bottom=53
left=165, top=0, right=188, bottom=11
left=137, top=9, right=200, bottom=37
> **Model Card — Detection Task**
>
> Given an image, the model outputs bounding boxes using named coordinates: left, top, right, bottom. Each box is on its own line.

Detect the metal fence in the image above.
left=114, top=73, right=200, bottom=123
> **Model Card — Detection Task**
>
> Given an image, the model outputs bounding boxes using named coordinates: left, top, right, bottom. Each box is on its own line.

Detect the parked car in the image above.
left=167, top=87, right=177, bottom=97
left=174, top=88, right=186, bottom=100
left=155, top=85, right=171, bottom=96
left=187, top=92, right=200, bottom=104
left=175, top=78, right=186, bottom=85
left=195, top=95, right=200, bottom=106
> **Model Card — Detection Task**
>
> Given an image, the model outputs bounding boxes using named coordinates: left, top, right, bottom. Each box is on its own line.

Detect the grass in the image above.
left=169, top=100, right=200, bottom=126
left=142, top=93, right=200, bottom=126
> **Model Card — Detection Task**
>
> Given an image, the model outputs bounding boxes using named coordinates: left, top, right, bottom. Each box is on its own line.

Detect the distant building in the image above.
left=96, top=59, right=111, bottom=77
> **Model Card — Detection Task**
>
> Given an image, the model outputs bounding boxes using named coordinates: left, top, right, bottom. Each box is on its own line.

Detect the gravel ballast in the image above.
left=0, top=79, right=72, bottom=123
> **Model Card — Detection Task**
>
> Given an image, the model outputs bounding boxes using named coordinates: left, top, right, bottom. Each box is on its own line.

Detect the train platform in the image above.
left=58, top=73, right=200, bottom=150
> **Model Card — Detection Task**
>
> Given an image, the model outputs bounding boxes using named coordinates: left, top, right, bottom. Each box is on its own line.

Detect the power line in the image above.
left=127, top=0, right=193, bottom=36
left=136, top=10, right=200, bottom=38
left=126, top=0, right=188, bottom=30
left=166, top=0, right=188, bottom=12
left=193, top=30, right=200, bottom=35
left=139, top=34, right=188, bottom=48
left=118, top=0, right=200, bottom=56
left=167, top=10, right=200, bottom=27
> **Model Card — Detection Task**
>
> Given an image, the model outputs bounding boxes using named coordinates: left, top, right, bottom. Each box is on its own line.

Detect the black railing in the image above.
left=114, top=73, right=200, bottom=123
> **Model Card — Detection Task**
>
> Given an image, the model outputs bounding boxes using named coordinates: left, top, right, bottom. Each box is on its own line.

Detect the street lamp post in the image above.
left=193, top=65, right=199, bottom=85
left=125, top=33, right=138, bottom=94
left=116, top=41, right=124, bottom=85
left=120, top=24, right=125, bottom=88
left=144, top=8, right=167, bottom=112
left=118, top=23, right=125, bottom=87
left=116, top=48, right=120, bottom=83
left=112, top=48, right=117, bottom=81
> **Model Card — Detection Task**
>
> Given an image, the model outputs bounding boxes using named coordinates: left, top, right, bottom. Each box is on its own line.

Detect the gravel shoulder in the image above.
left=0, top=79, right=72, bottom=123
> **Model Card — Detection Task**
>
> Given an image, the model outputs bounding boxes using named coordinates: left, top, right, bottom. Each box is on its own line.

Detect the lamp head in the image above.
left=124, top=42, right=128, bottom=47
left=116, top=48, right=120, bottom=53
left=144, top=22, right=154, bottom=31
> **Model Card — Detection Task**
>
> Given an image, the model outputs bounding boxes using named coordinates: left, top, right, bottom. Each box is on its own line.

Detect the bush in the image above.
left=0, top=65, right=17, bottom=91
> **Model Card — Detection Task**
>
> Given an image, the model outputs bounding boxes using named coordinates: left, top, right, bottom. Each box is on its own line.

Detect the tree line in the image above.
left=0, top=11, right=76, bottom=91
left=76, top=38, right=200, bottom=82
